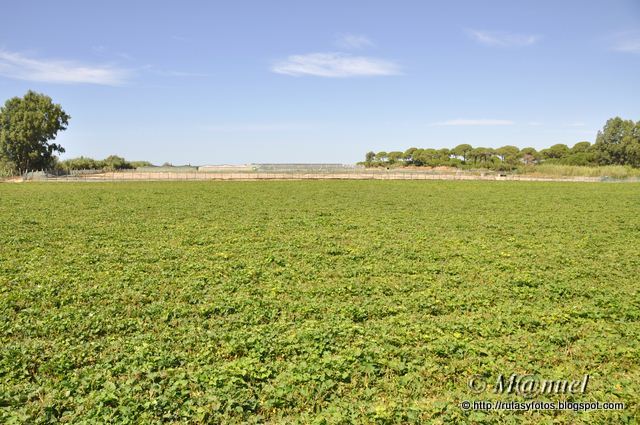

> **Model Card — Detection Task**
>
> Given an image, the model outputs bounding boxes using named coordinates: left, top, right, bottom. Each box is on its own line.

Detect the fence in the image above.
left=11, top=169, right=623, bottom=183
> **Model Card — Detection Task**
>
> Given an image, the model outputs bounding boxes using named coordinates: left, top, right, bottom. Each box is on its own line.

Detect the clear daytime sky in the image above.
left=1, top=1, right=639, bottom=164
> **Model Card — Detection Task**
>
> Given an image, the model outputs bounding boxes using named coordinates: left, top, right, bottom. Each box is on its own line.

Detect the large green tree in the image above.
left=387, top=151, right=404, bottom=164
left=496, top=145, right=520, bottom=161
left=452, top=144, right=473, bottom=163
left=593, top=117, right=640, bottom=167
left=571, top=141, right=592, bottom=153
left=0, top=91, right=70, bottom=173
left=519, top=147, right=540, bottom=165
left=540, top=144, right=570, bottom=160
left=364, top=151, right=376, bottom=164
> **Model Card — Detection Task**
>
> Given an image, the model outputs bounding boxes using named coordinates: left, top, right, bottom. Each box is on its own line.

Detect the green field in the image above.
left=1, top=181, right=638, bottom=423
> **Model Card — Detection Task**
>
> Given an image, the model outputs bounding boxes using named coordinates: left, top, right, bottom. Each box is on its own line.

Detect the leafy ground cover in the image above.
left=0, top=181, right=638, bottom=423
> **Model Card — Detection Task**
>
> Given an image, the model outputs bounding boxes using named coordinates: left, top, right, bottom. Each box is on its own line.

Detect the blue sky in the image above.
left=1, top=1, right=639, bottom=164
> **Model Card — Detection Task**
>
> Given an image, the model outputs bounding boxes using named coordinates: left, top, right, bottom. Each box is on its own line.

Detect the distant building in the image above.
left=198, top=164, right=255, bottom=172
left=252, top=163, right=362, bottom=172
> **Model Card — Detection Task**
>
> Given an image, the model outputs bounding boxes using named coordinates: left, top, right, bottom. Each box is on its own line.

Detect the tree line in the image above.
left=58, top=156, right=153, bottom=172
left=363, top=117, right=640, bottom=170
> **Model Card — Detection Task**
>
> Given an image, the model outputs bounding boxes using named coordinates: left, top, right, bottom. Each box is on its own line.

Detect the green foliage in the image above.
left=60, top=156, right=154, bottom=172
left=364, top=151, right=376, bottom=165
left=0, top=157, right=16, bottom=177
left=365, top=117, right=639, bottom=171
left=525, top=164, right=640, bottom=178
left=0, top=91, right=70, bottom=173
left=495, top=145, right=519, bottom=161
left=452, top=144, right=473, bottom=162
left=59, top=156, right=102, bottom=171
left=540, top=144, right=570, bottom=160
left=387, top=151, right=404, bottom=165
left=129, top=161, right=153, bottom=168
left=519, top=147, right=540, bottom=166
left=593, top=117, right=640, bottom=167
left=572, top=141, right=592, bottom=154
left=102, top=155, right=133, bottom=171
left=0, top=181, right=638, bottom=423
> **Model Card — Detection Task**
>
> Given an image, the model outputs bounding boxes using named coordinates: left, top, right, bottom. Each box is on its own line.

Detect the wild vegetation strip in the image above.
left=0, top=181, right=638, bottom=423
left=12, top=170, right=639, bottom=183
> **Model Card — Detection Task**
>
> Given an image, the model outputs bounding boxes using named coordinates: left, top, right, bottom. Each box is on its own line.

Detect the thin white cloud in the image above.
left=336, top=34, right=374, bottom=49
left=467, top=30, right=540, bottom=47
left=433, top=119, right=515, bottom=126
left=271, top=52, right=400, bottom=77
left=0, top=50, right=130, bottom=85
left=611, top=31, right=640, bottom=53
